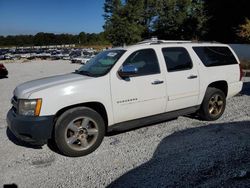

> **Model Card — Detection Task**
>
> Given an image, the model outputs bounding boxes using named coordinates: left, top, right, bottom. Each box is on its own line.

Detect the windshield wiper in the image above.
left=74, top=70, right=93, bottom=77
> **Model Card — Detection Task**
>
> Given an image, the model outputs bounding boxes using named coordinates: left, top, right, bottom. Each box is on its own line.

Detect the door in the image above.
left=110, top=48, right=167, bottom=123
left=161, top=47, right=199, bottom=112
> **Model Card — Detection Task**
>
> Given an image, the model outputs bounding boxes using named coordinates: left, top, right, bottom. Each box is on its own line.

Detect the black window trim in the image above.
left=192, top=46, right=238, bottom=67
left=161, top=47, right=193, bottom=73
left=121, top=48, right=161, bottom=77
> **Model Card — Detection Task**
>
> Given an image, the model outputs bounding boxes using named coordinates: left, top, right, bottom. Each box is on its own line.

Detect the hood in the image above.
left=14, top=73, right=91, bottom=98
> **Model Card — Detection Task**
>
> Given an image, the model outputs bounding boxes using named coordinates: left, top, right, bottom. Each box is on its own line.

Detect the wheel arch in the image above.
left=207, top=80, right=228, bottom=97
left=54, top=102, right=109, bottom=132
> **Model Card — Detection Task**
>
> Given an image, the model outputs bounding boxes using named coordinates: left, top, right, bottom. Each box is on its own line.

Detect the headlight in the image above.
left=18, top=99, right=42, bottom=116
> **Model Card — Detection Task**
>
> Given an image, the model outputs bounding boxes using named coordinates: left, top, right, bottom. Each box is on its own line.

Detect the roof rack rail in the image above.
left=137, top=37, right=192, bottom=45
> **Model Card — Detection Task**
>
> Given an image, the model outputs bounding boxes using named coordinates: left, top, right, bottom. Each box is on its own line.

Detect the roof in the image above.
left=112, top=38, right=228, bottom=51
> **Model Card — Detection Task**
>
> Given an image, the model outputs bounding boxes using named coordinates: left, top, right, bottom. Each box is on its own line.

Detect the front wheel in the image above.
left=54, top=107, right=105, bottom=157
left=199, top=87, right=226, bottom=121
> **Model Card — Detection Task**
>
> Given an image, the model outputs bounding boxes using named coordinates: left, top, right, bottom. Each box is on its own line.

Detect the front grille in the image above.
left=11, top=96, right=18, bottom=114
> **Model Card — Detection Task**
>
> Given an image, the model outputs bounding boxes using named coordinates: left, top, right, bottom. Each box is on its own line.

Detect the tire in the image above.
left=54, top=107, right=105, bottom=157
left=199, top=87, right=226, bottom=121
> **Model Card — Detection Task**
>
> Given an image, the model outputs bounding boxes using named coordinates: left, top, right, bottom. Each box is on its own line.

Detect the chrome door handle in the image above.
left=187, top=75, right=198, bottom=79
left=152, top=80, right=164, bottom=85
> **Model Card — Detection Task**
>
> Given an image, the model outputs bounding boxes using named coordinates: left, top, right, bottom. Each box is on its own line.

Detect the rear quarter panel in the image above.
left=189, top=44, right=242, bottom=104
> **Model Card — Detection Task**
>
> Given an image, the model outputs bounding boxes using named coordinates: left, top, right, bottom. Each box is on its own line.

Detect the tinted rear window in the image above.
left=193, top=47, right=238, bottom=67
left=162, top=47, right=193, bottom=72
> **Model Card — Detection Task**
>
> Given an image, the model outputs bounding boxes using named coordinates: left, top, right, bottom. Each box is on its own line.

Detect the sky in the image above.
left=0, top=0, right=105, bottom=36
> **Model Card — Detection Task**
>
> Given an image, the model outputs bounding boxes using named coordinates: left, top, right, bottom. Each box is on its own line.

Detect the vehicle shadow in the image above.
left=6, top=128, right=42, bottom=149
left=241, top=81, right=250, bottom=96
left=108, top=121, right=250, bottom=187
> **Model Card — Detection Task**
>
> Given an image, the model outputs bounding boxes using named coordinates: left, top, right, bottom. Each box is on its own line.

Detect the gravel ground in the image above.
left=0, top=61, right=250, bottom=187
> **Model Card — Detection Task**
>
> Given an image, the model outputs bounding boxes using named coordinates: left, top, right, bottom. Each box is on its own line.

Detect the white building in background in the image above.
left=230, top=44, right=250, bottom=60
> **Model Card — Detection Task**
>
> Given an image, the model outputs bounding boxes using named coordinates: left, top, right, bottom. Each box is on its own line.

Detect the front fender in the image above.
left=29, top=76, right=114, bottom=125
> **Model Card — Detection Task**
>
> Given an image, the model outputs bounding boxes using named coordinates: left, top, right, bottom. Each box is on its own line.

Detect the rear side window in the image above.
left=123, top=48, right=160, bottom=76
left=162, top=47, right=193, bottom=72
left=193, top=47, right=238, bottom=67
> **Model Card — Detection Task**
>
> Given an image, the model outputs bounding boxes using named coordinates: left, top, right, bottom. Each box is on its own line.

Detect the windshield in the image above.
left=76, top=49, right=126, bottom=77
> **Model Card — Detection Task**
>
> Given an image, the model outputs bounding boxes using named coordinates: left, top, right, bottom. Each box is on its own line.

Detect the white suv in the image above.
left=7, top=39, right=243, bottom=157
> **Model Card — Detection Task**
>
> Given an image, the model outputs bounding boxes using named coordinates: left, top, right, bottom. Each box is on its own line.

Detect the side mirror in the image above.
left=118, top=65, right=138, bottom=78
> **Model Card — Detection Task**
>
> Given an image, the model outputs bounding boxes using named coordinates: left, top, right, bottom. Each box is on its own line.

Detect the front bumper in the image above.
left=7, top=109, right=54, bottom=145
left=227, top=81, right=243, bottom=98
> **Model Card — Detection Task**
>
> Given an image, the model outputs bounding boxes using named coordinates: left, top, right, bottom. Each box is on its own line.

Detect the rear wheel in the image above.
left=54, top=107, right=105, bottom=157
left=199, top=87, right=226, bottom=121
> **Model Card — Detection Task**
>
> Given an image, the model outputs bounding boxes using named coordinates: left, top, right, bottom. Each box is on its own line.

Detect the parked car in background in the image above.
left=71, top=56, right=92, bottom=64
left=0, top=63, right=8, bottom=77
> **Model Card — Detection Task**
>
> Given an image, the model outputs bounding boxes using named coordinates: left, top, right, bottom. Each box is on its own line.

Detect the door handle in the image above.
left=152, top=80, right=164, bottom=85
left=187, top=75, right=198, bottom=79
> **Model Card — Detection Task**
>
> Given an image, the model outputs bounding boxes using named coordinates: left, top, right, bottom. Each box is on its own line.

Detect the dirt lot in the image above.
left=0, top=61, right=250, bottom=187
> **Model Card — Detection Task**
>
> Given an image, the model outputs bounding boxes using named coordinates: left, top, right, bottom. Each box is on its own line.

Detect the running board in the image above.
left=107, top=106, right=200, bottom=133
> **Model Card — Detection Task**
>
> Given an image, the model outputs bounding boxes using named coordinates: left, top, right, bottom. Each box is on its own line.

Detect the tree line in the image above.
left=0, top=32, right=110, bottom=47
left=104, top=0, right=250, bottom=46
left=0, top=0, right=250, bottom=47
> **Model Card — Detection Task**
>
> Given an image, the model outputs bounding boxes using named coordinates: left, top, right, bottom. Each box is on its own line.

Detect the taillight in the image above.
left=239, top=64, right=243, bottom=81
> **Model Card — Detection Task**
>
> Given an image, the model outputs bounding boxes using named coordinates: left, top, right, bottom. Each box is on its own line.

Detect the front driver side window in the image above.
left=122, top=49, right=160, bottom=76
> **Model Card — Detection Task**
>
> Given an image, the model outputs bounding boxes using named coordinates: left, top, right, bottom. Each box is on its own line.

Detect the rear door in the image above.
left=161, top=47, right=200, bottom=112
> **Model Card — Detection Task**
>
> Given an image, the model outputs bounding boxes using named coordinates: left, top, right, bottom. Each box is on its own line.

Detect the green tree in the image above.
left=0, top=32, right=109, bottom=47
left=237, top=18, right=250, bottom=42
left=141, top=0, right=159, bottom=38
left=103, top=0, right=207, bottom=45
left=79, top=32, right=87, bottom=45
left=103, top=0, right=146, bottom=46
left=154, top=0, right=207, bottom=40
left=204, top=0, right=250, bottom=43
left=103, top=0, right=124, bottom=46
